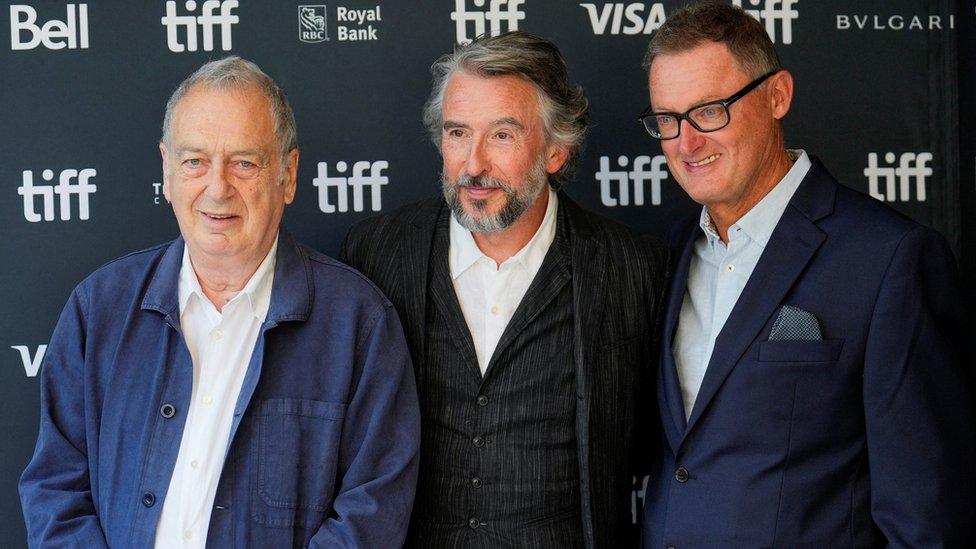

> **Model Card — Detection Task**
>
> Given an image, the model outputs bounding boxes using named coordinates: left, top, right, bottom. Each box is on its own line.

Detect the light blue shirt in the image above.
left=674, top=150, right=811, bottom=419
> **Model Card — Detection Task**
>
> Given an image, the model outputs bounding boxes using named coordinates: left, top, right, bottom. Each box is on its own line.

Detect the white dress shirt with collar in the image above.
left=450, top=189, right=558, bottom=375
left=154, top=236, right=277, bottom=548
left=674, top=150, right=811, bottom=419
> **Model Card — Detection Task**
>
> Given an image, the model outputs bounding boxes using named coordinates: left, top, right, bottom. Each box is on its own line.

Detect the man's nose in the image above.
left=464, top=140, right=490, bottom=178
left=677, top=119, right=706, bottom=155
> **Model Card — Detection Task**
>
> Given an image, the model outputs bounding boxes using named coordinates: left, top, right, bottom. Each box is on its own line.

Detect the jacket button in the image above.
left=468, top=517, right=480, bottom=529
left=471, top=477, right=483, bottom=488
left=159, top=403, right=176, bottom=419
left=142, top=492, right=156, bottom=507
left=476, top=395, right=489, bottom=406
left=472, top=435, right=485, bottom=447
left=674, top=466, right=689, bottom=483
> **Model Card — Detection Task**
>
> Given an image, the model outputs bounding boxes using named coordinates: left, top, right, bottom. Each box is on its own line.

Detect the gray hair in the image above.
left=161, top=56, right=297, bottom=160
left=643, top=2, right=781, bottom=78
left=422, top=31, right=588, bottom=188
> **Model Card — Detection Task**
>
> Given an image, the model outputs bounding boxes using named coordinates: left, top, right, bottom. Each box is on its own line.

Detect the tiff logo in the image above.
left=579, top=3, right=665, bottom=35
left=12, top=345, right=46, bottom=377
left=451, top=0, right=525, bottom=44
left=313, top=160, right=388, bottom=213
left=18, top=168, right=97, bottom=222
left=864, top=152, right=932, bottom=202
left=162, top=0, right=239, bottom=53
left=732, top=0, right=798, bottom=44
left=10, top=3, right=88, bottom=50
left=597, top=155, right=668, bottom=207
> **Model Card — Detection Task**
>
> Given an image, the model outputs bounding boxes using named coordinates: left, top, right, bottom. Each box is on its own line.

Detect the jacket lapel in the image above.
left=659, top=219, right=699, bottom=451
left=682, top=160, right=836, bottom=437
left=397, top=200, right=442, bottom=368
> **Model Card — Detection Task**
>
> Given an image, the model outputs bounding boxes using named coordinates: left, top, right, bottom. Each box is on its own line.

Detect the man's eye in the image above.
left=184, top=159, right=202, bottom=167
left=237, top=160, right=256, bottom=169
left=496, top=131, right=511, bottom=140
left=656, top=115, right=677, bottom=127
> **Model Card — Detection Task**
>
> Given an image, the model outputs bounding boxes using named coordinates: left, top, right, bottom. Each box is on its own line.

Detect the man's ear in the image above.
left=544, top=143, right=571, bottom=175
left=159, top=143, right=171, bottom=203
left=282, top=148, right=299, bottom=204
left=768, top=70, right=794, bottom=120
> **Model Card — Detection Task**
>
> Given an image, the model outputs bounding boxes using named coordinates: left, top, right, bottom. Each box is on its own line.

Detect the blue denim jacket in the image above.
left=19, top=230, right=420, bottom=548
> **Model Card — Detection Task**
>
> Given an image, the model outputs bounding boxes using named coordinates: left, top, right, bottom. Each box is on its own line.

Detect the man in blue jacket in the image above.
left=640, top=3, right=973, bottom=546
left=19, top=56, right=420, bottom=548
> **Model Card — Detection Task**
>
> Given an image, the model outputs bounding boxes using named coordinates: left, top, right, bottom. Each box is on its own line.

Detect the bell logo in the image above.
left=313, top=160, right=389, bottom=213
left=579, top=3, right=665, bottom=35
left=864, top=152, right=932, bottom=202
left=12, top=345, right=46, bottom=377
left=161, top=0, right=239, bottom=53
left=9, top=4, right=89, bottom=51
left=731, top=0, right=799, bottom=45
left=596, top=155, right=668, bottom=207
left=18, top=168, right=97, bottom=222
left=451, top=0, right=526, bottom=44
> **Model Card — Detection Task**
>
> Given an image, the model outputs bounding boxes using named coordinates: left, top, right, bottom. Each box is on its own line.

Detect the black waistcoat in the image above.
left=407, top=206, right=584, bottom=548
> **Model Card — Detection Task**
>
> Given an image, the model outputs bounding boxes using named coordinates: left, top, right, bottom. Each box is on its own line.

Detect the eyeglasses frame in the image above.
left=638, top=69, right=781, bottom=140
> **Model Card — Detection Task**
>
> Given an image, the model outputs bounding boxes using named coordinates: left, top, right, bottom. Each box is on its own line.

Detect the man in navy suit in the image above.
left=639, top=3, right=973, bottom=546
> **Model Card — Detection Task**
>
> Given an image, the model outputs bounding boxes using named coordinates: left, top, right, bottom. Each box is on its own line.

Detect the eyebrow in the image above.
left=175, top=146, right=268, bottom=160
left=442, top=118, right=527, bottom=131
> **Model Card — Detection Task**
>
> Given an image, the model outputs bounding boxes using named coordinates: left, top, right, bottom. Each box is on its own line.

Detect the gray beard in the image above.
left=441, top=159, right=549, bottom=233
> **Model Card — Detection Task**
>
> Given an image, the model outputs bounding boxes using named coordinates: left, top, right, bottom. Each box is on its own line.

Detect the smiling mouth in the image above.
left=201, top=211, right=238, bottom=221
left=687, top=154, right=720, bottom=167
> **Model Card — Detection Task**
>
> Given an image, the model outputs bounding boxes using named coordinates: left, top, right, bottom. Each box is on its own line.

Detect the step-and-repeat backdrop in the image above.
left=1, top=1, right=972, bottom=544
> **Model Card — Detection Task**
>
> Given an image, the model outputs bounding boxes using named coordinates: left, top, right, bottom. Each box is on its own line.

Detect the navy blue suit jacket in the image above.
left=643, top=158, right=973, bottom=547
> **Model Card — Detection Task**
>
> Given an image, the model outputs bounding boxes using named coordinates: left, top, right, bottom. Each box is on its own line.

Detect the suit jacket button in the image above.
left=471, top=477, right=483, bottom=488
left=468, top=517, right=480, bottom=529
left=476, top=395, right=489, bottom=406
left=142, top=492, right=156, bottom=507
left=473, top=435, right=485, bottom=447
left=674, top=466, right=689, bottom=483
left=160, top=403, right=176, bottom=419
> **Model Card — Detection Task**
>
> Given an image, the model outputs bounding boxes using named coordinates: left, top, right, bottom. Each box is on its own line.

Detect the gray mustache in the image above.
left=455, top=174, right=511, bottom=191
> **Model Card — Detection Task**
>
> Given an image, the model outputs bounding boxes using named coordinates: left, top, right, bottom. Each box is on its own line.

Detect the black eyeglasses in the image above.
left=638, top=70, right=780, bottom=140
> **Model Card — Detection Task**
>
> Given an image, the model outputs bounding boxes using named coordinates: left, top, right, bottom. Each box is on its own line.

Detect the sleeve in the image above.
left=862, top=225, right=975, bottom=546
left=308, top=304, right=420, bottom=548
left=18, top=287, right=110, bottom=548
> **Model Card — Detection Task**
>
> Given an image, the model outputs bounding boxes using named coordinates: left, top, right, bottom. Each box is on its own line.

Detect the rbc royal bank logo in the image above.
left=451, top=0, right=525, bottom=44
left=18, top=168, right=97, bottom=222
left=313, top=160, right=388, bottom=213
left=864, top=152, right=932, bottom=202
left=9, top=3, right=89, bottom=50
left=596, top=155, right=668, bottom=207
left=161, top=0, right=239, bottom=53
left=299, top=5, right=328, bottom=42
left=731, top=0, right=798, bottom=44
left=579, top=3, right=666, bottom=35
left=11, top=345, right=46, bottom=377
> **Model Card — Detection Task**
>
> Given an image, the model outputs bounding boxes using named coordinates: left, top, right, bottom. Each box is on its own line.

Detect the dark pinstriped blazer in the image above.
left=340, top=191, right=669, bottom=548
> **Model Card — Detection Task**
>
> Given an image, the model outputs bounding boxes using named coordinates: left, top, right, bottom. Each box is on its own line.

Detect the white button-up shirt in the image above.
left=154, top=237, right=277, bottom=548
left=450, top=189, right=558, bottom=375
left=674, top=151, right=811, bottom=419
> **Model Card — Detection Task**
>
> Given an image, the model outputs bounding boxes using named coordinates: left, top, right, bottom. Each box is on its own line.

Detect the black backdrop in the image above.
left=2, top=1, right=973, bottom=545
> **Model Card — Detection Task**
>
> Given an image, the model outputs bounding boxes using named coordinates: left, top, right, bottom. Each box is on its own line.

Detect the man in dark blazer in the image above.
left=342, top=32, right=667, bottom=548
left=639, top=4, right=974, bottom=547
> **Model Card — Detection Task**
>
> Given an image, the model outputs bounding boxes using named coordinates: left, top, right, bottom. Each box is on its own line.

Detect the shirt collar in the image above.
left=699, top=149, right=811, bottom=249
left=178, top=235, right=278, bottom=321
left=449, top=188, right=558, bottom=279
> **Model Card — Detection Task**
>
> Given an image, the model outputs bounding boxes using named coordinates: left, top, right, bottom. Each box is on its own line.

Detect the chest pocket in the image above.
left=257, top=398, right=346, bottom=512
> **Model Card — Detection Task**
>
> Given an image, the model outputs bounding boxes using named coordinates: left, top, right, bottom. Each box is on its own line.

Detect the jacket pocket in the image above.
left=757, top=339, right=844, bottom=363
left=257, top=398, right=346, bottom=512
